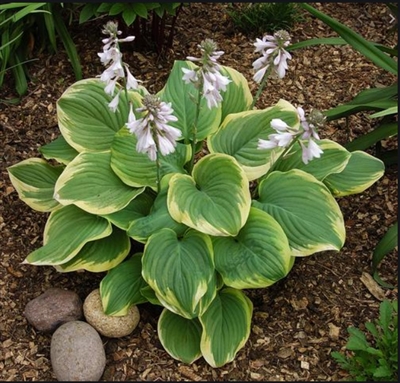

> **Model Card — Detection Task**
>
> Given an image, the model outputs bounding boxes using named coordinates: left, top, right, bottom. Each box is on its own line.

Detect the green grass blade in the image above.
left=0, top=3, right=39, bottom=10
left=10, top=53, right=28, bottom=95
left=370, top=106, right=398, bottom=119
left=372, top=222, right=398, bottom=271
left=288, top=37, right=347, bottom=51
left=300, top=3, right=398, bottom=75
left=345, top=122, right=398, bottom=152
left=11, top=3, right=46, bottom=22
left=43, top=3, right=57, bottom=52
left=371, top=221, right=397, bottom=288
left=0, top=30, right=23, bottom=53
left=0, top=58, right=39, bottom=75
left=52, top=10, right=82, bottom=80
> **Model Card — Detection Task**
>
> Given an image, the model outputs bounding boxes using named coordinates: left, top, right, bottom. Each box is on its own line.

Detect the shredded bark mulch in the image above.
left=0, top=3, right=397, bottom=381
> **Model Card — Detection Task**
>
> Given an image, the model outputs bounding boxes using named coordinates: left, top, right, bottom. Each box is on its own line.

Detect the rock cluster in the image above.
left=24, top=287, right=141, bottom=381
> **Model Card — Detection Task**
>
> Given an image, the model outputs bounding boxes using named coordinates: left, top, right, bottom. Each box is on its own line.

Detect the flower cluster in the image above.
left=126, top=94, right=181, bottom=161
left=98, top=21, right=139, bottom=112
left=258, top=107, right=325, bottom=164
left=182, top=39, right=231, bottom=109
left=252, top=30, right=292, bottom=83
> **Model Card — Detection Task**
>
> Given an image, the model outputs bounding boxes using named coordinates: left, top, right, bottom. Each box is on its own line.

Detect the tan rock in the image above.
left=83, top=289, right=140, bottom=338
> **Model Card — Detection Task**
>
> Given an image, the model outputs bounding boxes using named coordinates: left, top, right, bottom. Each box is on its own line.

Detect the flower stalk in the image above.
left=182, top=39, right=231, bottom=172
left=98, top=21, right=139, bottom=112
left=251, top=30, right=292, bottom=109
left=127, top=94, right=181, bottom=165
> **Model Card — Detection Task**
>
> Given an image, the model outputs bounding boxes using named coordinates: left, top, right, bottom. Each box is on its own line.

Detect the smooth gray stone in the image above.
left=50, top=321, right=106, bottom=381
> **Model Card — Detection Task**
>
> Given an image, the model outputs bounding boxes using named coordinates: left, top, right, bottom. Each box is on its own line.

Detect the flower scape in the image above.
left=6, top=14, right=388, bottom=372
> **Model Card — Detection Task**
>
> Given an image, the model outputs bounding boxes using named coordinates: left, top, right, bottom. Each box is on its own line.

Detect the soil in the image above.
left=0, top=3, right=398, bottom=382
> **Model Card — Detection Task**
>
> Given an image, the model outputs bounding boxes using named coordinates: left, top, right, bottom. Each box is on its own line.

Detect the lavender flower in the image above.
left=126, top=94, right=181, bottom=161
left=98, top=21, right=139, bottom=111
left=182, top=39, right=231, bottom=109
left=300, top=139, right=323, bottom=165
left=258, top=107, right=325, bottom=164
left=252, top=30, right=292, bottom=83
left=258, top=118, right=298, bottom=150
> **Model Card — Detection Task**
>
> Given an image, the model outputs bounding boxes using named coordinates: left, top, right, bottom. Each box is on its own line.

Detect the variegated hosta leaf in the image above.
left=140, top=285, right=163, bottom=306
left=54, top=151, right=145, bottom=215
left=199, top=288, right=253, bottom=368
left=55, top=226, right=131, bottom=273
left=252, top=169, right=346, bottom=256
left=157, top=60, right=222, bottom=142
left=168, top=153, right=251, bottom=237
left=196, top=271, right=219, bottom=318
left=102, top=190, right=155, bottom=230
left=128, top=175, right=187, bottom=243
left=274, top=139, right=351, bottom=181
left=100, top=253, right=148, bottom=316
left=39, top=135, right=79, bottom=165
left=57, top=78, right=142, bottom=152
left=110, top=126, right=191, bottom=190
left=142, top=228, right=215, bottom=319
left=219, top=65, right=252, bottom=121
left=323, top=150, right=385, bottom=197
left=158, top=309, right=203, bottom=364
left=24, top=205, right=112, bottom=265
left=213, top=207, right=293, bottom=289
left=7, top=158, right=63, bottom=212
left=208, top=99, right=300, bottom=181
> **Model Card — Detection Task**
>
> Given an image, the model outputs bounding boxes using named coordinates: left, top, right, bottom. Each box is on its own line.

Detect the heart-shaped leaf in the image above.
left=274, top=139, right=351, bottom=181
left=323, top=151, right=385, bottom=197
left=253, top=169, right=345, bottom=256
left=213, top=207, right=294, bottom=289
left=199, top=288, right=253, bottom=368
left=142, top=228, right=215, bottom=319
left=57, top=78, right=142, bottom=152
left=168, top=153, right=251, bottom=236
left=55, top=226, right=131, bottom=273
left=39, top=135, right=79, bottom=165
left=54, top=151, right=145, bottom=215
left=208, top=99, right=300, bottom=180
left=7, top=158, right=63, bottom=212
left=158, top=309, right=203, bottom=364
left=24, top=205, right=112, bottom=265
left=219, top=65, right=252, bottom=121
left=100, top=253, right=148, bottom=316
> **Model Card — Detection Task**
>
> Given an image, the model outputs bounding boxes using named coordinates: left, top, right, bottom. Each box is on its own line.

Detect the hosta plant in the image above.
left=8, top=23, right=385, bottom=368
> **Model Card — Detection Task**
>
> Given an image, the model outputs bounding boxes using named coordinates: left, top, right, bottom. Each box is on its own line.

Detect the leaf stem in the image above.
left=155, top=150, right=161, bottom=194
left=188, top=88, right=203, bottom=174
left=250, top=65, right=273, bottom=110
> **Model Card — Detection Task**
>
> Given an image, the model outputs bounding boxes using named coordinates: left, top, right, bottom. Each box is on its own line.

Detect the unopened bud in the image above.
left=308, top=109, right=326, bottom=129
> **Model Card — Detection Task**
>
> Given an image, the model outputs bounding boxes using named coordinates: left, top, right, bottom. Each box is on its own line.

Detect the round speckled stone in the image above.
left=50, top=321, right=106, bottom=381
left=24, top=288, right=83, bottom=333
left=83, top=289, right=140, bottom=338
